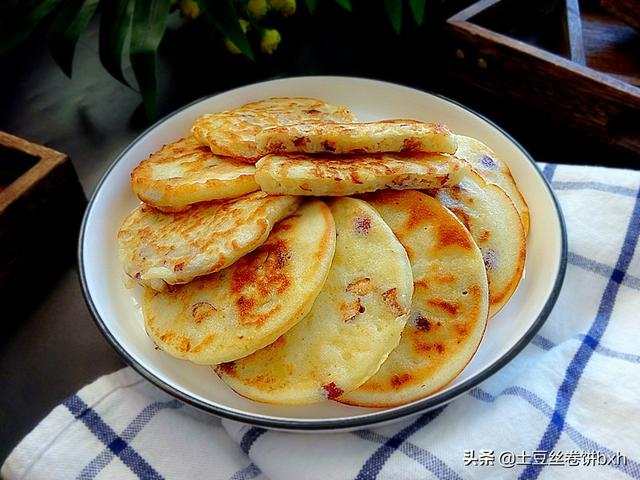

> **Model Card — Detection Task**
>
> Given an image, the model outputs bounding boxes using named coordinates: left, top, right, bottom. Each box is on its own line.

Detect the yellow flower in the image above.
left=247, top=0, right=269, bottom=18
left=179, top=0, right=200, bottom=19
left=225, top=19, right=250, bottom=55
left=268, top=0, right=296, bottom=17
left=261, top=29, right=281, bottom=54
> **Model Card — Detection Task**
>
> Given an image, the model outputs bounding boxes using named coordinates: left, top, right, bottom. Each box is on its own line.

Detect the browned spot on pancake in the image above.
left=405, top=196, right=437, bottom=229
left=415, top=315, right=431, bottom=331
left=455, top=323, right=470, bottom=338
left=391, top=373, right=412, bottom=388
left=174, top=262, right=184, bottom=272
left=382, top=288, right=406, bottom=316
left=264, top=335, right=286, bottom=350
left=217, top=361, right=236, bottom=376
left=354, top=216, right=371, bottom=235
left=191, top=302, right=216, bottom=324
left=179, top=338, right=191, bottom=352
left=341, top=297, right=364, bottom=322
left=437, top=223, right=473, bottom=249
left=433, top=272, right=456, bottom=284
left=413, top=341, right=432, bottom=352
left=428, top=299, right=459, bottom=316
left=190, top=335, right=215, bottom=353
left=230, top=239, right=292, bottom=326
left=293, top=137, right=308, bottom=147
left=478, top=230, right=491, bottom=242
left=300, top=182, right=312, bottom=191
left=322, top=382, right=344, bottom=399
left=322, top=140, right=336, bottom=152
left=350, top=171, right=364, bottom=184
left=414, top=279, right=430, bottom=290
left=435, top=343, right=445, bottom=354
left=402, top=138, right=420, bottom=152
left=306, top=109, right=321, bottom=114
left=346, top=277, right=373, bottom=295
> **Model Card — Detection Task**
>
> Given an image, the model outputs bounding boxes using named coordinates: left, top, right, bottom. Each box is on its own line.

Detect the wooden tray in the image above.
left=0, top=132, right=85, bottom=291
left=443, top=0, right=640, bottom=156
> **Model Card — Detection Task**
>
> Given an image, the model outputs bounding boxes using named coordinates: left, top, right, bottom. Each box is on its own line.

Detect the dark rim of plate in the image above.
left=78, top=76, right=568, bottom=431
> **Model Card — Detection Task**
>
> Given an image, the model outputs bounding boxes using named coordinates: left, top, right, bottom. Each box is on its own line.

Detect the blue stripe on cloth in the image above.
left=354, top=407, right=446, bottom=480
left=568, top=252, right=640, bottom=291
left=78, top=400, right=182, bottom=480
left=354, top=429, right=462, bottom=480
left=229, top=462, right=262, bottom=480
left=520, top=187, right=640, bottom=480
left=543, top=163, right=557, bottom=182
left=552, top=181, right=637, bottom=198
left=532, top=333, right=640, bottom=364
left=240, top=427, right=267, bottom=455
left=470, top=387, right=640, bottom=478
left=63, top=395, right=163, bottom=480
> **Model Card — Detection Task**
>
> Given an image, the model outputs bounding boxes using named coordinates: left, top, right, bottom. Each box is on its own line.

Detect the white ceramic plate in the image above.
left=79, top=76, right=567, bottom=431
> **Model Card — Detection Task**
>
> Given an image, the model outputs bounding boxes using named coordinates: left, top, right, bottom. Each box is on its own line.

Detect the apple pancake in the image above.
left=255, top=152, right=466, bottom=196
left=256, top=120, right=457, bottom=155
left=118, top=191, right=301, bottom=291
left=455, top=136, right=529, bottom=235
left=191, top=97, right=356, bottom=161
left=432, top=170, right=526, bottom=318
left=142, top=200, right=336, bottom=365
left=339, top=190, right=489, bottom=407
left=216, top=197, right=413, bottom=405
left=131, top=137, right=259, bottom=212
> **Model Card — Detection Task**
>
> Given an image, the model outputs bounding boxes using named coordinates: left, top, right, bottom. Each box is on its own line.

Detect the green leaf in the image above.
left=49, top=0, right=100, bottom=77
left=304, top=0, right=317, bottom=14
left=407, top=0, right=425, bottom=25
left=99, top=0, right=134, bottom=86
left=335, top=0, right=351, bottom=11
left=0, top=0, right=63, bottom=55
left=384, top=0, right=402, bottom=34
left=130, top=0, right=171, bottom=119
left=197, top=0, right=254, bottom=60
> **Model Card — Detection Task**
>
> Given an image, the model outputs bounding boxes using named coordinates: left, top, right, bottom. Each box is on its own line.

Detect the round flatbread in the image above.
left=255, top=152, right=465, bottom=196
left=339, top=190, right=489, bottom=407
left=118, top=191, right=301, bottom=291
left=455, top=136, right=529, bottom=235
left=131, top=137, right=259, bottom=212
left=432, top=170, right=526, bottom=318
left=216, top=197, right=413, bottom=405
left=142, top=200, right=336, bottom=365
left=191, top=97, right=357, bottom=161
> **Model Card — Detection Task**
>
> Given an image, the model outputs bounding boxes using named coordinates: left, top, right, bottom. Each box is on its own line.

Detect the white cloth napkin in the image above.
left=4, top=163, right=640, bottom=480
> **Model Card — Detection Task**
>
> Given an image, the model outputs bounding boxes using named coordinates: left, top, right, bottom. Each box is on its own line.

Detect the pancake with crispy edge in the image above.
left=431, top=170, right=526, bottom=318
left=339, top=190, right=489, bottom=407
left=215, top=197, right=413, bottom=405
left=255, top=152, right=466, bottom=197
left=191, top=97, right=356, bottom=162
left=131, top=137, right=259, bottom=212
left=256, top=120, right=457, bottom=155
left=142, top=199, right=336, bottom=365
left=455, top=136, right=529, bottom=235
left=118, top=191, right=301, bottom=291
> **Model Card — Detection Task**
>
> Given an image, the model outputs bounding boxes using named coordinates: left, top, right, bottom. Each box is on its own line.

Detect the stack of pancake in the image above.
left=117, top=97, right=528, bottom=407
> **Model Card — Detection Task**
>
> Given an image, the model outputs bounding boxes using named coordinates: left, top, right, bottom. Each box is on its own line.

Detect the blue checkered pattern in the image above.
left=3, top=163, right=639, bottom=480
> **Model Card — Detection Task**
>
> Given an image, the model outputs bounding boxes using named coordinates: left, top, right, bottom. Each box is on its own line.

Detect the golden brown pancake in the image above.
left=455, top=136, right=529, bottom=235
left=215, top=197, right=413, bottom=405
left=142, top=200, right=336, bottom=365
left=191, top=97, right=356, bottom=161
left=256, top=120, right=457, bottom=155
left=432, top=170, right=526, bottom=318
left=118, top=191, right=301, bottom=291
left=339, top=190, right=489, bottom=407
left=131, top=137, right=259, bottom=212
left=255, top=152, right=466, bottom=196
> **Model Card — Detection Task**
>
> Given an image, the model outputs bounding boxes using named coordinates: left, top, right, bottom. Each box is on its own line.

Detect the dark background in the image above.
left=0, top=0, right=637, bottom=462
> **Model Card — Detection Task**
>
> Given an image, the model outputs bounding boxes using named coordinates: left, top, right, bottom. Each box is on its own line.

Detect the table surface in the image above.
left=1, top=7, right=638, bottom=463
